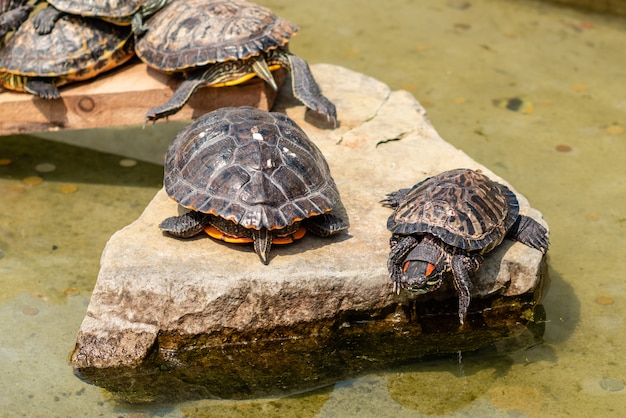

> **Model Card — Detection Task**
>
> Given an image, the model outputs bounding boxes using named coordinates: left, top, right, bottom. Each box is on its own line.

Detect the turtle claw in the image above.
left=507, top=215, right=550, bottom=253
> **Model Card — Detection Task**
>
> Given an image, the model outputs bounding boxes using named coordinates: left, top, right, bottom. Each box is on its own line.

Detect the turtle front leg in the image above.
left=280, top=51, right=337, bottom=125
left=450, top=254, right=477, bottom=325
left=388, top=234, right=419, bottom=294
left=31, top=5, right=64, bottom=35
left=159, top=211, right=211, bottom=238
left=0, top=5, right=33, bottom=38
left=251, top=56, right=278, bottom=91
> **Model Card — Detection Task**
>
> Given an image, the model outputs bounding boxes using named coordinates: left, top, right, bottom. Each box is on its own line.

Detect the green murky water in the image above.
left=1, top=0, right=625, bottom=416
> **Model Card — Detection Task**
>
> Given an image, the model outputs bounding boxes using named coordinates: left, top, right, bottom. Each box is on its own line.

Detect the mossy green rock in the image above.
left=71, top=64, right=549, bottom=403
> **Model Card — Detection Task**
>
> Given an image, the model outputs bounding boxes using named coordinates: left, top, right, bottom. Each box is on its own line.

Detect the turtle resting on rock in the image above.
left=382, top=168, right=549, bottom=324
left=159, top=106, right=349, bottom=264
left=136, top=0, right=336, bottom=124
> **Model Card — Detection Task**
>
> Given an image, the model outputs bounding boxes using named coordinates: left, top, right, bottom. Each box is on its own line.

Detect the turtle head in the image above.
left=400, top=238, right=447, bottom=294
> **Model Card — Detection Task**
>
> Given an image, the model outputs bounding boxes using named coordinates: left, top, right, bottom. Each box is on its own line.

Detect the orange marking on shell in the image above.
left=204, top=225, right=253, bottom=243
left=204, top=225, right=307, bottom=245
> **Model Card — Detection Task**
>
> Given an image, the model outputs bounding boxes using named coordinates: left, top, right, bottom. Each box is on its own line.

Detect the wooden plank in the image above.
left=0, top=60, right=286, bottom=136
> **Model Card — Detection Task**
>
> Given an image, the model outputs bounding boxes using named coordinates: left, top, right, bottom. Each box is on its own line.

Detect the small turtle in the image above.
left=159, top=106, right=349, bottom=264
left=136, top=0, right=336, bottom=124
left=30, top=0, right=167, bottom=35
left=0, top=12, right=134, bottom=98
left=383, top=168, right=549, bottom=324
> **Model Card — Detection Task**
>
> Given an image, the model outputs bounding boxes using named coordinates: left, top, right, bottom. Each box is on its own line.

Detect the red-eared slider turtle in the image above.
left=159, top=106, right=348, bottom=264
left=136, top=0, right=336, bottom=124
left=383, top=168, right=549, bottom=324
left=30, top=0, right=167, bottom=35
left=0, top=12, right=134, bottom=98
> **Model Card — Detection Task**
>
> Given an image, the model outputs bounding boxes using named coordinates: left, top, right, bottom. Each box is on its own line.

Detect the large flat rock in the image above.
left=71, top=64, right=549, bottom=403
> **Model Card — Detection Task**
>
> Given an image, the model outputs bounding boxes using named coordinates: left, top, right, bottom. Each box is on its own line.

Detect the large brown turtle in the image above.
left=159, top=106, right=348, bottom=264
left=0, top=11, right=134, bottom=98
left=383, top=168, right=549, bottom=324
left=136, top=0, right=336, bottom=124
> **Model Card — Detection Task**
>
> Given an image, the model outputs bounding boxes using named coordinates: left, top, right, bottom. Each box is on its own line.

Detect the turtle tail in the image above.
left=253, top=228, right=272, bottom=265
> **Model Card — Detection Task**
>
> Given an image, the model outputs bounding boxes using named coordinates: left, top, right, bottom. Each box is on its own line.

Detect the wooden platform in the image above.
left=0, top=60, right=285, bottom=136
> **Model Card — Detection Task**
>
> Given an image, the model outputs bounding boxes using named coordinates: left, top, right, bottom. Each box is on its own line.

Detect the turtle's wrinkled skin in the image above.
left=0, top=1, right=32, bottom=43
left=159, top=106, right=348, bottom=264
left=0, top=12, right=134, bottom=98
left=31, top=0, right=168, bottom=35
left=137, top=0, right=336, bottom=124
left=383, top=168, right=549, bottom=324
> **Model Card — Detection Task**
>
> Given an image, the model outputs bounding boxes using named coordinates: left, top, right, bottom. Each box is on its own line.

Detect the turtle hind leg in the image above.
left=507, top=215, right=549, bottom=253
left=282, top=52, right=337, bottom=124
left=159, top=211, right=211, bottom=238
left=145, top=70, right=206, bottom=122
left=381, top=188, right=413, bottom=209
left=304, top=213, right=349, bottom=237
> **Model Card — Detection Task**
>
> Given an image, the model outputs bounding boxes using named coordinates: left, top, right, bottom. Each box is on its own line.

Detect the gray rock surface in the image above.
left=71, top=64, right=549, bottom=402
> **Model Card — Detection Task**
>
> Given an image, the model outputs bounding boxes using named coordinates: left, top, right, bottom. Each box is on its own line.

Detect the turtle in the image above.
left=135, top=0, right=336, bottom=124
left=159, top=106, right=349, bottom=264
left=0, top=12, right=135, bottom=99
left=382, top=168, right=549, bottom=324
left=30, top=0, right=168, bottom=35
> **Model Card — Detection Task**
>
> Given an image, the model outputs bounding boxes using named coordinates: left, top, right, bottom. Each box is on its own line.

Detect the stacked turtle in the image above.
left=0, top=0, right=168, bottom=98
left=0, top=0, right=337, bottom=127
left=135, top=0, right=336, bottom=124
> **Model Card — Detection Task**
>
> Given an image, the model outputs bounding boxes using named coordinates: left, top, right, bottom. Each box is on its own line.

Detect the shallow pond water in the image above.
left=1, top=0, right=626, bottom=416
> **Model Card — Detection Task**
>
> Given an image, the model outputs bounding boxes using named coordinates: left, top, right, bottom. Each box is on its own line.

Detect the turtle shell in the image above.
left=47, top=0, right=142, bottom=20
left=0, top=13, right=133, bottom=79
left=164, top=106, right=340, bottom=230
left=136, top=0, right=298, bottom=72
left=387, top=168, right=520, bottom=252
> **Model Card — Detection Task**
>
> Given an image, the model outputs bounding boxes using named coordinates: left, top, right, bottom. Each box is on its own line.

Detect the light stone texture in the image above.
left=71, top=64, right=548, bottom=370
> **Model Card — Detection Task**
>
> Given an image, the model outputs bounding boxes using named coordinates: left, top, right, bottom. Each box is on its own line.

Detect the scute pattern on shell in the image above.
left=387, top=169, right=519, bottom=252
left=0, top=14, right=132, bottom=76
left=136, top=0, right=298, bottom=71
left=48, top=0, right=141, bottom=19
left=164, top=107, right=340, bottom=230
